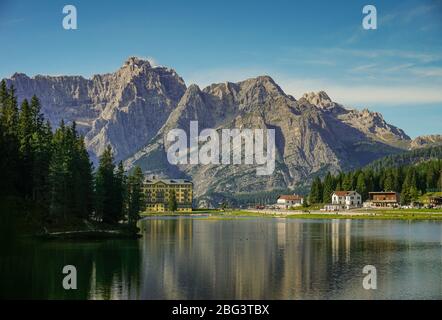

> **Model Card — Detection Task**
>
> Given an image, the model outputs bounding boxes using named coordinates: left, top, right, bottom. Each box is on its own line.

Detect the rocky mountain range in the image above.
left=4, top=57, right=441, bottom=202
left=6, top=57, right=186, bottom=163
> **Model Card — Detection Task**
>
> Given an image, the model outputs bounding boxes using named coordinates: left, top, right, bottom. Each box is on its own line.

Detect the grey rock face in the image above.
left=6, top=72, right=99, bottom=135
left=5, top=57, right=186, bottom=163
left=410, top=135, right=442, bottom=149
left=4, top=58, right=434, bottom=201
left=126, top=76, right=411, bottom=198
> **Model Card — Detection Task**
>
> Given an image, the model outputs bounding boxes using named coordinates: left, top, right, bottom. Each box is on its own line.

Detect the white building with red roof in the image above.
left=277, top=194, right=304, bottom=209
left=325, top=191, right=362, bottom=210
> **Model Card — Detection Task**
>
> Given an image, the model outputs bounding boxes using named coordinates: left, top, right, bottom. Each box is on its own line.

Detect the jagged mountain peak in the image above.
left=11, top=72, right=29, bottom=80
left=238, top=75, right=284, bottom=96
left=410, top=134, right=442, bottom=149
left=5, top=57, right=430, bottom=204
left=338, top=107, right=410, bottom=143
left=178, top=84, right=205, bottom=108
left=300, top=91, right=334, bottom=109
left=201, top=75, right=288, bottom=110
left=124, top=56, right=151, bottom=68
left=186, top=83, right=202, bottom=93
left=112, top=56, right=154, bottom=80
left=4, top=56, right=187, bottom=164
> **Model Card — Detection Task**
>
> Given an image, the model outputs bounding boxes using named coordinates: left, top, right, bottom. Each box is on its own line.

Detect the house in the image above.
left=363, top=192, right=400, bottom=208
left=277, top=195, right=304, bottom=209
left=325, top=191, right=362, bottom=210
left=429, top=196, right=442, bottom=208
left=143, top=178, right=193, bottom=212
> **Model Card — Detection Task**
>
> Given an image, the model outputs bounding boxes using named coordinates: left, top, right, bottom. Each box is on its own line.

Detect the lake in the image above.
left=1, top=216, right=442, bottom=299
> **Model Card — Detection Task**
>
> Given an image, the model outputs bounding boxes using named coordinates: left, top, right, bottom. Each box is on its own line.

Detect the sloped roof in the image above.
left=333, top=191, right=357, bottom=197
left=144, top=178, right=193, bottom=185
left=278, top=195, right=304, bottom=201
left=369, top=192, right=398, bottom=195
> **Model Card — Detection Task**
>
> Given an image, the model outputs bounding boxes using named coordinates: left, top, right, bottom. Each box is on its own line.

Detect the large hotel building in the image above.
left=142, top=178, right=193, bottom=212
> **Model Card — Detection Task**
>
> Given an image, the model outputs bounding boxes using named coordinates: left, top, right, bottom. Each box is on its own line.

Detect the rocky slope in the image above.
left=125, top=76, right=410, bottom=200
left=5, top=57, right=186, bottom=163
left=4, top=57, right=439, bottom=203
left=409, top=135, right=442, bottom=149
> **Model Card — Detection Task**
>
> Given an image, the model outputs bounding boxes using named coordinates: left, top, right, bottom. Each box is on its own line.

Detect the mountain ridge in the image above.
left=4, top=57, right=441, bottom=203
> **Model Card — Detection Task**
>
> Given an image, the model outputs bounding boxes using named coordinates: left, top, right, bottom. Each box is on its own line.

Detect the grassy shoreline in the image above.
left=16, top=216, right=142, bottom=240
left=141, top=208, right=442, bottom=221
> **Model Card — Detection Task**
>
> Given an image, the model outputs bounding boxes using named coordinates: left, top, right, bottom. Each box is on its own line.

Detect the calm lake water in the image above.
left=1, top=217, right=442, bottom=299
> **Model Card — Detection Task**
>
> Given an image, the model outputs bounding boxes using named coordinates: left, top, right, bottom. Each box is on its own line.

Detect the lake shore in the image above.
left=35, top=228, right=142, bottom=240
left=27, top=218, right=142, bottom=240
left=141, top=208, right=442, bottom=221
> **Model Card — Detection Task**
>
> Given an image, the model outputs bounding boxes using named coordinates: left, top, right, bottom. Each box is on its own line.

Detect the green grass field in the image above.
left=284, top=213, right=442, bottom=220
left=141, top=208, right=442, bottom=221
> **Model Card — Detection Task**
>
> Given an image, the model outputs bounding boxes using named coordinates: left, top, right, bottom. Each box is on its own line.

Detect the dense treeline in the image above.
left=367, top=146, right=442, bottom=171
left=0, top=80, right=145, bottom=230
left=208, top=188, right=300, bottom=208
left=309, top=159, right=442, bottom=205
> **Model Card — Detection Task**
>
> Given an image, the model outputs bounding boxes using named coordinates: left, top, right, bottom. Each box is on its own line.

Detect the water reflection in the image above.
left=0, top=239, right=141, bottom=299
left=1, top=217, right=442, bottom=299
left=137, top=217, right=442, bottom=299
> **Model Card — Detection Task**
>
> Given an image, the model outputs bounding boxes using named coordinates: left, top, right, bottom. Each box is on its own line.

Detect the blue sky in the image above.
left=0, top=0, right=441, bottom=137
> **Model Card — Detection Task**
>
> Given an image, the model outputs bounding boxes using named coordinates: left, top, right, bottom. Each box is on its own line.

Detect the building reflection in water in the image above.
left=4, top=217, right=441, bottom=299
left=134, top=217, right=442, bottom=299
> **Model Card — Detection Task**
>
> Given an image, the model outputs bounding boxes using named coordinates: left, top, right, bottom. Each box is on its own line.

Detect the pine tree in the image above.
left=0, top=80, right=7, bottom=105
left=48, top=121, right=70, bottom=220
left=168, top=190, right=178, bottom=212
left=18, top=99, right=34, bottom=198
left=356, top=172, right=368, bottom=201
left=335, top=172, right=344, bottom=191
left=1, top=84, right=19, bottom=135
left=0, top=83, right=20, bottom=197
left=70, top=129, right=94, bottom=220
left=383, top=170, right=395, bottom=191
left=438, top=169, right=442, bottom=191
left=335, top=181, right=342, bottom=191
left=322, top=172, right=335, bottom=203
left=365, top=169, right=374, bottom=193
left=30, top=119, right=53, bottom=209
left=112, top=161, right=126, bottom=222
left=401, top=167, right=419, bottom=204
left=393, top=167, right=402, bottom=192
left=309, top=177, right=323, bottom=204
left=48, top=121, right=93, bottom=221
left=127, top=166, right=144, bottom=224
left=95, top=145, right=118, bottom=224
left=342, top=173, right=353, bottom=190
left=426, top=163, right=437, bottom=191
left=29, top=95, right=44, bottom=130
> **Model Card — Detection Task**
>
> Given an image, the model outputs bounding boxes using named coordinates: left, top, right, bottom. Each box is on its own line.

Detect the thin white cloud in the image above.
left=349, top=63, right=378, bottom=73
left=326, top=48, right=441, bottom=63
left=383, top=63, right=415, bottom=73
left=400, top=3, right=436, bottom=23
left=277, top=76, right=442, bottom=106
left=185, top=67, right=442, bottom=106
left=412, top=67, right=442, bottom=77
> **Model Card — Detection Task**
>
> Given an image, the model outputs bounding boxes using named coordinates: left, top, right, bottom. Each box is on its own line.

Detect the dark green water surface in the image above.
left=1, top=217, right=441, bottom=299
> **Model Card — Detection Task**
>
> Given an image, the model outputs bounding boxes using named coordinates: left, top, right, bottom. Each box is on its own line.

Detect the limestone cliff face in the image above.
left=410, top=135, right=442, bottom=149
left=4, top=57, right=436, bottom=201
left=126, top=76, right=408, bottom=199
left=6, top=72, right=99, bottom=134
left=299, top=91, right=410, bottom=144
left=5, top=57, right=186, bottom=163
